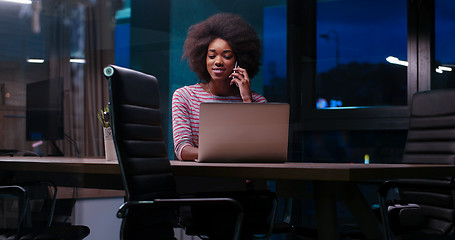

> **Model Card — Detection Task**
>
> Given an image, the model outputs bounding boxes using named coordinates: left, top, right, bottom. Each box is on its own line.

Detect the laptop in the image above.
left=197, top=102, right=290, bottom=163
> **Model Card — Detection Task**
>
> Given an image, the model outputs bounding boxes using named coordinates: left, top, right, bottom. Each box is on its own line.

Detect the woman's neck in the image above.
left=207, top=81, right=238, bottom=97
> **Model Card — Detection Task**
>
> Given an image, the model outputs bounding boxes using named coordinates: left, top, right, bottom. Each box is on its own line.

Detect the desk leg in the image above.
left=341, top=183, right=383, bottom=240
left=313, top=181, right=340, bottom=240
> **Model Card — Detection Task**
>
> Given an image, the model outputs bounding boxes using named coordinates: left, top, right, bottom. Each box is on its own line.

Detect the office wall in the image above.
left=73, top=198, right=123, bottom=240
left=74, top=197, right=203, bottom=240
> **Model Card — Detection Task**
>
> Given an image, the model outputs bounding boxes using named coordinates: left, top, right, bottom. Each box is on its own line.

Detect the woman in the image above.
left=172, top=15, right=274, bottom=240
left=172, top=13, right=266, bottom=161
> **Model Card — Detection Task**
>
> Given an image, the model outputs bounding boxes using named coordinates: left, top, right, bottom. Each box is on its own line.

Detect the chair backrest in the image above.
left=104, top=65, right=177, bottom=239
left=105, top=65, right=176, bottom=201
left=399, top=89, right=455, bottom=235
left=403, top=89, right=455, bottom=164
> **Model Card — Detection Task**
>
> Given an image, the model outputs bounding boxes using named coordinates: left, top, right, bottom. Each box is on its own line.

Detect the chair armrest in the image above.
left=178, top=190, right=278, bottom=239
left=117, top=197, right=244, bottom=240
left=378, top=179, right=455, bottom=198
left=117, top=197, right=243, bottom=218
left=0, top=185, right=28, bottom=200
left=377, top=179, right=455, bottom=240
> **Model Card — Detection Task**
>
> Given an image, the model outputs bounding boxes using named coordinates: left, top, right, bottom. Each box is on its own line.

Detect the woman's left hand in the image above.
left=230, top=66, right=252, bottom=102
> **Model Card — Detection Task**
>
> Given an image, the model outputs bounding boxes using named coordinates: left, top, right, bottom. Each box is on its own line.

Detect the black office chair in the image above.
left=104, top=65, right=250, bottom=240
left=378, top=89, right=455, bottom=240
left=0, top=182, right=90, bottom=240
left=0, top=185, right=28, bottom=240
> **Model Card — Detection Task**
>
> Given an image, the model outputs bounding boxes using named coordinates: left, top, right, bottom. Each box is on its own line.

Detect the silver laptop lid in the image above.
left=197, top=102, right=289, bottom=163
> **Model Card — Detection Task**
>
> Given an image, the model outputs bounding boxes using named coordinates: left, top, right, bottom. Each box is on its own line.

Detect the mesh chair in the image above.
left=378, top=89, right=455, bottom=240
left=104, top=65, right=249, bottom=240
left=0, top=182, right=90, bottom=240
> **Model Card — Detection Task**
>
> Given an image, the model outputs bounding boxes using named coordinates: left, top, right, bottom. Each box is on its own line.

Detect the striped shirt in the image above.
left=172, top=83, right=267, bottom=160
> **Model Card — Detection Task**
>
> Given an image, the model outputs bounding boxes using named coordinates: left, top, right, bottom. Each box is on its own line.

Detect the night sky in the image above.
left=316, top=0, right=408, bottom=72
left=435, top=0, right=455, bottom=65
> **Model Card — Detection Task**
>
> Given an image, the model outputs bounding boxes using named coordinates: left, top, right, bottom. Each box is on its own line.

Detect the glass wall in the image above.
left=315, top=0, right=407, bottom=109
left=0, top=0, right=288, bottom=158
left=0, top=0, right=450, bottom=163
left=0, top=0, right=454, bottom=238
left=303, top=130, right=407, bottom=163
left=0, top=0, right=119, bottom=157
left=296, top=0, right=409, bottom=163
left=433, top=0, right=455, bottom=89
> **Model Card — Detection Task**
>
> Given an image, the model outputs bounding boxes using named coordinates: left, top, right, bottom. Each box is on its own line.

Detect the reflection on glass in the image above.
left=315, top=0, right=407, bottom=109
left=433, top=0, right=455, bottom=90
left=0, top=0, right=119, bottom=156
left=263, top=5, right=287, bottom=103
left=303, top=130, right=407, bottom=163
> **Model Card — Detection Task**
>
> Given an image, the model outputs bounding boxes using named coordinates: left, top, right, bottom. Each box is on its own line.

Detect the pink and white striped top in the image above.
left=172, top=83, right=267, bottom=160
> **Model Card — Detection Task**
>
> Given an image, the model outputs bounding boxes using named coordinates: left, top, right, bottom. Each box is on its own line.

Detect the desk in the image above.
left=2, top=157, right=455, bottom=240
left=1, top=156, right=453, bottom=183
left=0, top=157, right=122, bottom=189
left=172, top=161, right=455, bottom=240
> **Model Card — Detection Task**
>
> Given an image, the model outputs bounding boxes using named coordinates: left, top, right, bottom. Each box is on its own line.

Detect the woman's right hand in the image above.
left=230, top=66, right=252, bottom=102
left=180, top=145, right=199, bottom=161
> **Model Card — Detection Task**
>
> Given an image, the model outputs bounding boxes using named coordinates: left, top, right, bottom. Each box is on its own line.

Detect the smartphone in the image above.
left=231, top=61, right=239, bottom=87
left=231, top=61, right=238, bottom=78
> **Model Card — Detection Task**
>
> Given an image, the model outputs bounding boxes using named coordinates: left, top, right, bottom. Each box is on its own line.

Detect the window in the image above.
left=433, top=0, right=455, bottom=90
left=289, top=0, right=411, bottom=162
left=315, top=0, right=407, bottom=109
